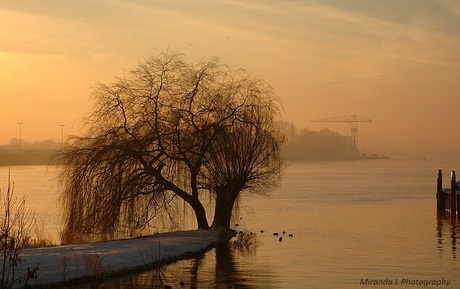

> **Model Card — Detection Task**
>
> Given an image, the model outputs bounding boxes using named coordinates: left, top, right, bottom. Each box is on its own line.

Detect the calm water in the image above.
left=1, top=159, right=460, bottom=288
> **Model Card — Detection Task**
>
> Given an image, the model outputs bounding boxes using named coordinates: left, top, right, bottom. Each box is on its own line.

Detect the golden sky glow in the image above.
left=1, top=0, right=460, bottom=158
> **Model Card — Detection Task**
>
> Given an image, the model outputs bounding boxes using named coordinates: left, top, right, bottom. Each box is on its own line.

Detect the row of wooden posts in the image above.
left=437, top=169, right=460, bottom=213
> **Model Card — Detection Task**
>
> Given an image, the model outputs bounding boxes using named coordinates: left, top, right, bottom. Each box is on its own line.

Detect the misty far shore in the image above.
left=0, top=146, right=386, bottom=167
left=0, top=125, right=386, bottom=166
left=0, top=126, right=388, bottom=166
left=0, top=149, right=59, bottom=166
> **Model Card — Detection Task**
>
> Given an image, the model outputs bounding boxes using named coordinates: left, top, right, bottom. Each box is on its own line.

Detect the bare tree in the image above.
left=205, top=106, right=285, bottom=228
left=56, top=51, right=284, bottom=242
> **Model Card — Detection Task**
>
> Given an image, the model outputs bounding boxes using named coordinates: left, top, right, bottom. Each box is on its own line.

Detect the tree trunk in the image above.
left=169, top=184, right=210, bottom=229
left=211, top=189, right=239, bottom=229
left=189, top=197, right=210, bottom=229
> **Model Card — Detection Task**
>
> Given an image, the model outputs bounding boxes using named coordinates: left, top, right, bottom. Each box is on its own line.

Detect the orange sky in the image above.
left=1, top=0, right=460, bottom=159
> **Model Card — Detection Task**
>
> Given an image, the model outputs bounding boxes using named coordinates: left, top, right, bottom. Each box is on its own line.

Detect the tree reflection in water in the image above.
left=69, top=240, right=272, bottom=289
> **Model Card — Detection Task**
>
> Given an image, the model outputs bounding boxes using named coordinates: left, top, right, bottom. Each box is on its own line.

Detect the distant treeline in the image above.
left=1, top=138, right=61, bottom=150
left=0, top=149, right=59, bottom=166
left=0, top=139, right=61, bottom=166
left=283, top=126, right=351, bottom=160
left=0, top=128, right=352, bottom=164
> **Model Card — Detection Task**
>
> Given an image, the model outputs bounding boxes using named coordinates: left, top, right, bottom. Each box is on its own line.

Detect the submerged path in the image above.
left=15, top=229, right=235, bottom=288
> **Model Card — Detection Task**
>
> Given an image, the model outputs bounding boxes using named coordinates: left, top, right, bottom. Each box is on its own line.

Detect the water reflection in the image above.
left=436, top=211, right=460, bottom=260
left=70, top=240, right=273, bottom=289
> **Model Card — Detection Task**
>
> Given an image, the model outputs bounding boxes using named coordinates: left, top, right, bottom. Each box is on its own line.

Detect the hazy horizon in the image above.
left=2, top=0, right=460, bottom=160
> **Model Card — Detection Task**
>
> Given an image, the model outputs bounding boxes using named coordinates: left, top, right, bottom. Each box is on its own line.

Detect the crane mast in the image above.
left=310, top=115, right=372, bottom=157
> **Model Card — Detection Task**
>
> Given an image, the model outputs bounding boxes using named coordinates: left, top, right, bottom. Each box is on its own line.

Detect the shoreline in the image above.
left=0, top=149, right=58, bottom=166
left=16, top=229, right=236, bottom=289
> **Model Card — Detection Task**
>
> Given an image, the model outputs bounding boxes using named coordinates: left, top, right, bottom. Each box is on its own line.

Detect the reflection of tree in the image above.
left=436, top=212, right=460, bottom=261
left=177, top=241, right=253, bottom=289
left=188, top=253, right=203, bottom=288
left=92, top=242, right=267, bottom=289
left=215, top=241, right=246, bottom=289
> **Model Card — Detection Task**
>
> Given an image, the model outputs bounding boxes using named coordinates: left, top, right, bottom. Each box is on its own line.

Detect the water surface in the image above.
left=1, top=159, right=459, bottom=288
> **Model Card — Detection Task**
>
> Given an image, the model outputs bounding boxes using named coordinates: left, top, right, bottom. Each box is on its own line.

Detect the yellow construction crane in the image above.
left=310, top=115, right=372, bottom=157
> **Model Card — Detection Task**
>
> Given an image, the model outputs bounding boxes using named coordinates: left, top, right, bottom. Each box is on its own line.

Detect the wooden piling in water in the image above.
left=437, top=169, right=459, bottom=214
left=437, top=169, right=445, bottom=210
left=451, top=171, right=457, bottom=213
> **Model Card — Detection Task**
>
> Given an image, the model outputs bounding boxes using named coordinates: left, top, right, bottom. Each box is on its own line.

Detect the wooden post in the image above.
left=451, top=171, right=457, bottom=213
left=437, top=169, right=444, bottom=210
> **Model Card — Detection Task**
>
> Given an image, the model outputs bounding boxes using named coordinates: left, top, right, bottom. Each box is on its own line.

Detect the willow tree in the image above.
left=206, top=108, right=284, bottom=228
left=56, top=51, right=284, bottom=242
